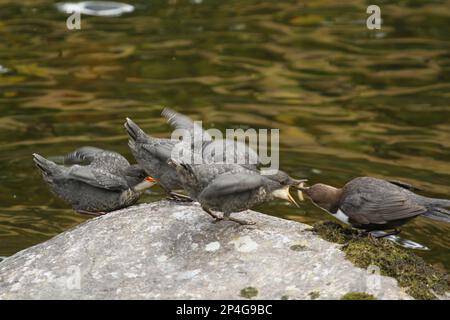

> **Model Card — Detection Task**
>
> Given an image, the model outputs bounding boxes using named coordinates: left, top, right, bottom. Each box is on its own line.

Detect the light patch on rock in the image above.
left=229, top=236, right=258, bottom=253
left=177, top=269, right=201, bottom=280
left=157, top=255, right=168, bottom=262
left=172, top=212, right=186, bottom=220
left=124, top=272, right=138, bottom=278
left=205, top=242, right=220, bottom=252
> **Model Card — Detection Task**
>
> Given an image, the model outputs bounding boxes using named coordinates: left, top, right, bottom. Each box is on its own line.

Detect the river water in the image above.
left=0, top=0, right=449, bottom=270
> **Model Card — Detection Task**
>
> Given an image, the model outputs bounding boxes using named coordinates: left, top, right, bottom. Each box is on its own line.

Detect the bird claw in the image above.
left=167, top=192, right=193, bottom=202
left=225, top=216, right=256, bottom=226
left=76, top=210, right=106, bottom=216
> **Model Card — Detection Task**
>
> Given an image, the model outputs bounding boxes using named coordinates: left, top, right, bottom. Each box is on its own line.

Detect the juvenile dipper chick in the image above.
left=169, top=161, right=304, bottom=225
left=33, top=147, right=156, bottom=215
left=125, top=109, right=260, bottom=199
left=299, top=177, right=450, bottom=235
left=162, top=108, right=260, bottom=168
left=124, top=118, right=186, bottom=200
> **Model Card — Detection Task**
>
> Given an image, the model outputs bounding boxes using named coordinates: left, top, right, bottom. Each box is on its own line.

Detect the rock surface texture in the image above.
left=0, top=201, right=411, bottom=299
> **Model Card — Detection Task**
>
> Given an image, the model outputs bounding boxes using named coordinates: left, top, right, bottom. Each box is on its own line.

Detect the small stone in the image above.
left=229, top=236, right=258, bottom=253
left=205, top=242, right=220, bottom=252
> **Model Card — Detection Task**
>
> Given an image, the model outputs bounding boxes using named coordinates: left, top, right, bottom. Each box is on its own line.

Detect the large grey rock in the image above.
left=0, top=201, right=411, bottom=299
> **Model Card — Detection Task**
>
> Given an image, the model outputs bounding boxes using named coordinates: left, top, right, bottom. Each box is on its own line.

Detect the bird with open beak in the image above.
left=297, top=177, right=450, bottom=236
left=168, top=160, right=305, bottom=225
left=33, top=147, right=157, bottom=216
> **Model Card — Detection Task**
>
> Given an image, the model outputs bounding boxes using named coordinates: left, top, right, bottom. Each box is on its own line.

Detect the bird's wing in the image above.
left=199, top=173, right=265, bottom=199
left=388, top=180, right=422, bottom=191
left=202, top=139, right=259, bottom=166
left=141, top=139, right=177, bottom=161
left=63, top=146, right=104, bottom=165
left=67, top=165, right=129, bottom=191
left=162, top=108, right=211, bottom=141
left=341, top=192, right=426, bottom=224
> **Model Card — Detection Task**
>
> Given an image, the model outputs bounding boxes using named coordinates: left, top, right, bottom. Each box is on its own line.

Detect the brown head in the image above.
left=298, top=183, right=342, bottom=213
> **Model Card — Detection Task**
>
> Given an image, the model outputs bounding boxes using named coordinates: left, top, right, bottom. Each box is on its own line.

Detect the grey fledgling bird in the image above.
left=125, top=108, right=260, bottom=199
left=33, top=147, right=156, bottom=215
left=124, top=118, right=188, bottom=200
left=169, top=160, right=304, bottom=225
left=162, top=107, right=260, bottom=168
left=298, top=177, right=450, bottom=235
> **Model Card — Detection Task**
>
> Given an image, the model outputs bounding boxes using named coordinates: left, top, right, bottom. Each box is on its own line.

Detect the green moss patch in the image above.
left=312, top=221, right=449, bottom=300
left=341, top=292, right=376, bottom=300
left=240, top=287, right=258, bottom=299
left=309, top=291, right=320, bottom=300
left=290, top=244, right=307, bottom=251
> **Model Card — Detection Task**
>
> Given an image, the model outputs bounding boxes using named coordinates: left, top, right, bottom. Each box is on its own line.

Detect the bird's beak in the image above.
left=134, top=176, right=157, bottom=192
left=289, top=179, right=308, bottom=202
left=296, top=182, right=309, bottom=201
left=272, top=186, right=300, bottom=208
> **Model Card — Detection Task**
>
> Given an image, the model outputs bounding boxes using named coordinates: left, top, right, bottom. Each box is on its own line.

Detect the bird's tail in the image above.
left=32, top=153, right=62, bottom=177
left=422, top=197, right=450, bottom=223
left=124, top=118, right=148, bottom=142
left=63, top=146, right=103, bottom=165
left=422, top=208, right=450, bottom=223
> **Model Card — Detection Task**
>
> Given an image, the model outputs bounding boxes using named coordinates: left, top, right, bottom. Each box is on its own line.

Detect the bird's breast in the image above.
left=332, top=208, right=350, bottom=225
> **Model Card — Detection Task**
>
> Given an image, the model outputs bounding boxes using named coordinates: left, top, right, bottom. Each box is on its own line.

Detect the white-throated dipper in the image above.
left=298, top=177, right=450, bottom=235
left=33, top=147, right=156, bottom=215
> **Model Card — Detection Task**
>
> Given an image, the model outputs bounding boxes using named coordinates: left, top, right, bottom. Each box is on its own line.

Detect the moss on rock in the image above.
left=240, top=287, right=258, bottom=299
left=341, top=292, right=376, bottom=300
left=309, top=291, right=320, bottom=300
left=312, top=221, right=449, bottom=300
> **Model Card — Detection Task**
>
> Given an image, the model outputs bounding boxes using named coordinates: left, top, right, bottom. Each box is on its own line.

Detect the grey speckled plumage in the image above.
left=170, top=160, right=302, bottom=224
left=125, top=118, right=182, bottom=193
left=33, top=147, right=152, bottom=214
left=162, top=108, right=260, bottom=168
left=125, top=109, right=260, bottom=195
left=302, top=177, right=450, bottom=231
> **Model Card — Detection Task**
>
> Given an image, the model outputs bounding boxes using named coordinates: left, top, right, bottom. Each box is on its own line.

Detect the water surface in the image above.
left=0, top=0, right=449, bottom=270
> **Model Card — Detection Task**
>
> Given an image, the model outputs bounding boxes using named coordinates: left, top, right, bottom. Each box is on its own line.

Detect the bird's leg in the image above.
left=377, top=229, right=401, bottom=238
left=76, top=210, right=106, bottom=217
left=202, top=207, right=223, bottom=222
left=167, top=192, right=193, bottom=202
left=223, top=213, right=256, bottom=226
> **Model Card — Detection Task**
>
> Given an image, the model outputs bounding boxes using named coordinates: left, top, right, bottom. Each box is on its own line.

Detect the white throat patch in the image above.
left=333, top=209, right=349, bottom=224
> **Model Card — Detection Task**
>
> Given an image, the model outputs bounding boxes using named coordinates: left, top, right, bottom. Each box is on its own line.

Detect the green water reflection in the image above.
left=0, top=0, right=449, bottom=270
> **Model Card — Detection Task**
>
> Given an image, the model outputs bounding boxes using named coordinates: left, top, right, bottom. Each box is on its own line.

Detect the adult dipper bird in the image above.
left=298, top=177, right=450, bottom=234
left=169, top=160, right=304, bottom=224
left=33, top=147, right=156, bottom=215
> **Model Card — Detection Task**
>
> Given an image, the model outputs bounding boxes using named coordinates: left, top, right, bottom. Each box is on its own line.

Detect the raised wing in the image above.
left=63, top=146, right=104, bottom=165
left=162, top=108, right=211, bottom=142
left=67, top=165, right=129, bottom=191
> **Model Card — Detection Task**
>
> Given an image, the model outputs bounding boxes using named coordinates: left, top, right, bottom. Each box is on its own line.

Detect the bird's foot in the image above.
left=167, top=192, right=193, bottom=202
left=369, top=229, right=402, bottom=239
left=202, top=207, right=223, bottom=222
left=76, top=210, right=106, bottom=217
left=224, top=216, right=256, bottom=226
